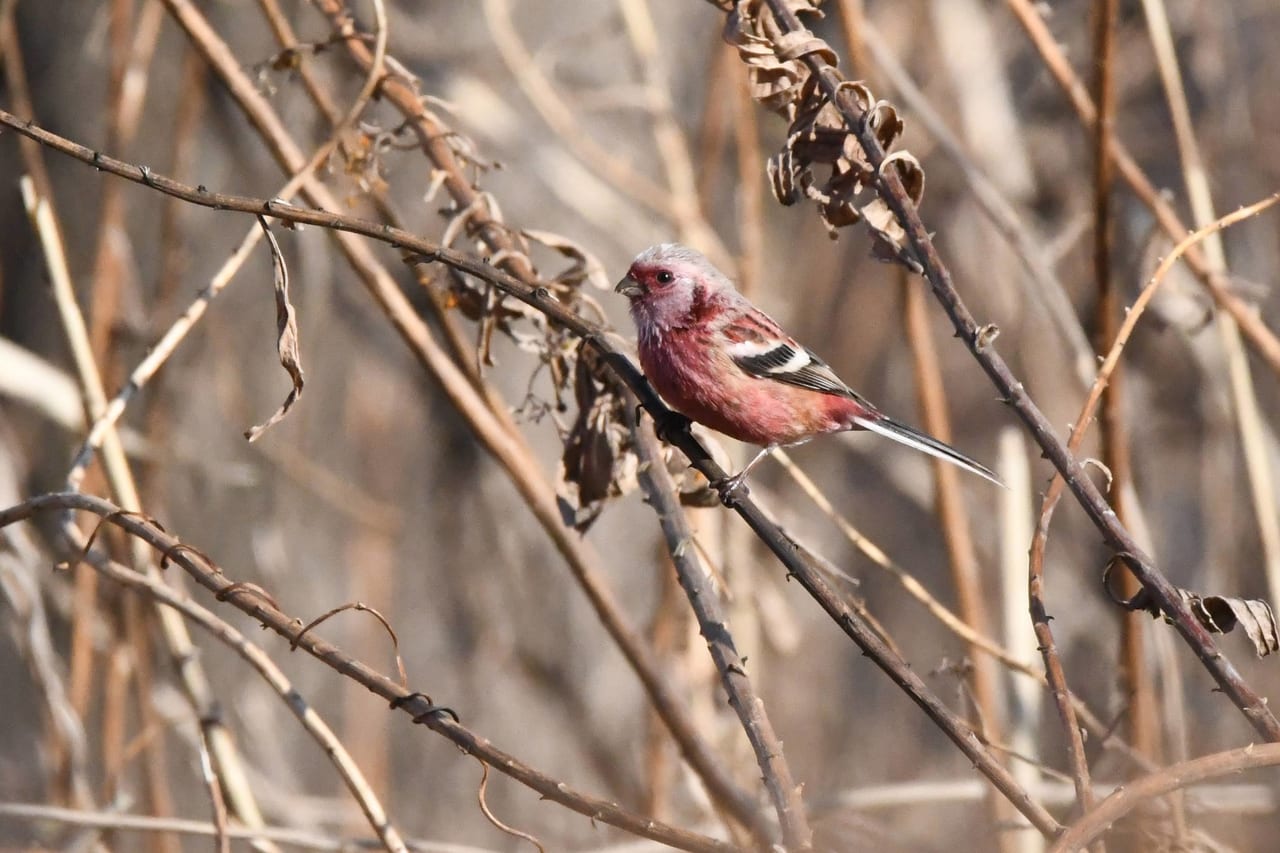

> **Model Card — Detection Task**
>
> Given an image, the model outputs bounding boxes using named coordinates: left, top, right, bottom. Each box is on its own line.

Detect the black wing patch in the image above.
left=735, top=345, right=857, bottom=398
left=736, top=343, right=802, bottom=373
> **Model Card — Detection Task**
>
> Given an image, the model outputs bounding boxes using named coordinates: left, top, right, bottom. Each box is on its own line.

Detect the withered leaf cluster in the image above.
left=402, top=89, right=651, bottom=528
left=724, top=0, right=924, bottom=260
left=559, top=344, right=637, bottom=532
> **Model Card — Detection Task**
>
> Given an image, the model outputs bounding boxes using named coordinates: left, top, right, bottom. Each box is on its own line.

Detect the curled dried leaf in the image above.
left=1110, top=563, right=1280, bottom=658
left=863, top=152, right=925, bottom=266
left=880, top=150, right=924, bottom=202
left=521, top=229, right=611, bottom=290
left=724, top=0, right=926, bottom=264
left=434, top=266, right=532, bottom=328
left=767, top=148, right=808, bottom=206
left=245, top=217, right=304, bottom=442
left=766, top=75, right=922, bottom=255
left=723, top=0, right=829, bottom=115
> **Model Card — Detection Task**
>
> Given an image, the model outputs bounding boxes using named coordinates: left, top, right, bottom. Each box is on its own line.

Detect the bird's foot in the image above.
left=711, top=472, right=750, bottom=507
left=653, top=410, right=693, bottom=443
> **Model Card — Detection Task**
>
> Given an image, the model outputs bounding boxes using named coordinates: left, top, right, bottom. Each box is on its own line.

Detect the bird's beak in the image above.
left=615, top=275, right=643, bottom=298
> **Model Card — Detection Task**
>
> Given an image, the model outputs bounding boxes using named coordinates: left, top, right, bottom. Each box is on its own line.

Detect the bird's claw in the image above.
left=653, top=411, right=693, bottom=443
left=711, top=473, right=749, bottom=507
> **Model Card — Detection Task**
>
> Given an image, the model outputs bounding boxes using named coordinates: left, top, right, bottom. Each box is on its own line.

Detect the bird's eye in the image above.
left=655, top=270, right=674, bottom=284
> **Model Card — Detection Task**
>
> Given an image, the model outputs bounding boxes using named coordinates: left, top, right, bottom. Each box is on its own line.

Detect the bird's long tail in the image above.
left=854, top=415, right=1003, bottom=487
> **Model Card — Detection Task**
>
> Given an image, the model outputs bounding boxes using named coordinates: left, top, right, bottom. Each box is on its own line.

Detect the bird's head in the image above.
left=615, top=243, right=733, bottom=331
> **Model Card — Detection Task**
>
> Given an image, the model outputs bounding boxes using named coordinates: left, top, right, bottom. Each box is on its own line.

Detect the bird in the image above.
left=614, top=243, right=1001, bottom=494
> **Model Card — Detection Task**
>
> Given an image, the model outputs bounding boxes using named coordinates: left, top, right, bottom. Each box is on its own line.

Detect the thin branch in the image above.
left=1137, top=0, right=1280, bottom=650
left=822, top=776, right=1277, bottom=815
left=0, top=493, right=739, bottom=853
left=855, top=15, right=1096, bottom=387
left=22, top=170, right=274, bottom=846
left=64, top=0, right=387, bottom=493
left=1091, top=0, right=1155, bottom=789
left=901, top=263, right=1021, bottom=841
left=194, top=725, right=232, bottom=853
left=1049, top=744, right=1280, bottom=852
left=474, top=760, right=547, bottom=853
left=148, top=0, right=762, bottom=827
left=1085, top=194, right=1280, bottom=424
left=66, top=546, right=410, bottom=853
left=87, top=0, right=164, bottom=364
left=757, top=0, right=1280, bottom=743
left=1027, top=491, right=1093, bottom=820
left=0, top=803, right=497, bottom=853
left=1026, top=190, right=1280, bottom=831
left=1001, top=0, right=1280, bottom=379
left=0, top=109, right=1059, bottom=838
left=630, top=411, right=809, bottom=850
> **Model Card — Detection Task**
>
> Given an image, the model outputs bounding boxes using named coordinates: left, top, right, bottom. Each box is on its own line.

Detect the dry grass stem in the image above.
left=5, top=2, right=1280, bottom=849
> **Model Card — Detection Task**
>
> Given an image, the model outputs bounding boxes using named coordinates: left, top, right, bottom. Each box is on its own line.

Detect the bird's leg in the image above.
left=713, top=444, right=776, bottom=504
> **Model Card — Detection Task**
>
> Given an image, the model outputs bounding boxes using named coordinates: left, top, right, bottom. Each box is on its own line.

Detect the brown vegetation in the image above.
left=2, top=1, right=1280, bottom=851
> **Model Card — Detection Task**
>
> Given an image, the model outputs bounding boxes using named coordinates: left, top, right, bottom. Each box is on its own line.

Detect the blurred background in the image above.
left=2, top=0, right=1280, bottom=850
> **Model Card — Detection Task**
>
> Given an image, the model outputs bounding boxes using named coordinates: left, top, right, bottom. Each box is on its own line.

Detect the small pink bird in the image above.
left=615, top=243, right=1000, bottom=493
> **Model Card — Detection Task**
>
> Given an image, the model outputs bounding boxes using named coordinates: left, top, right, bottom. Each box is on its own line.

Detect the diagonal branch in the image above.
left=630, top=411, right=810, bottom=850
left=140, top=0, right=770, bottom=833
left=1001, top=0, right=1280, bottom=380
left=756, top=0, right=1280, bottom=743
left=62, top=541, right=410, bottom=852
left=0, top=493, right=740, bottom=853
left=0, top=108, right=1061, bottom=838
left=1049, top=742, right=1280, bottom=852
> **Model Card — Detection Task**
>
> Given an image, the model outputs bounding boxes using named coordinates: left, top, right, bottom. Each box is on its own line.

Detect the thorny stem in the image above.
left=0, top=494, right=739, bottom=853
left=151, top=0, right=771, bottom=837
left=1028, top=488, right=1094, bottom=819
left=630, top=412, right=811, bottom=851
left=758, top=0, right=1280, bottom=744
left=0, top=108, right=1062, bottom=840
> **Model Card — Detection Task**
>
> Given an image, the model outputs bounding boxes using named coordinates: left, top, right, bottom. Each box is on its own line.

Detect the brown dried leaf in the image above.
left=1117, top=570, right=1280, bottom=658
left=723, top=0, right=929, bottom=262
left=767, top=147, right=808, bottom=205
left=521, top=229, right=610, bottom=290
left=1184, top=594, right=1280, bottom=658
left=442, top=275, right=533, bottom=326
left=559, top=345, right=637, bottom=532
left=723, top=0, right=830, bottom=114
left=863, top=152, right=925, bottom=267
left=772, top=30, right=838, bottom=71
left=770, top=77, right=922, bottom=255
left=245, top=218, right=304, bottom=442
left=864, top=98, right=905, bottom=153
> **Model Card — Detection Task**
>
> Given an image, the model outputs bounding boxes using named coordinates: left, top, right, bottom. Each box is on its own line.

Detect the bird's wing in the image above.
left=735, top=342, right=854, bottom=396
left=722, top=310, right=869, bottom=402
